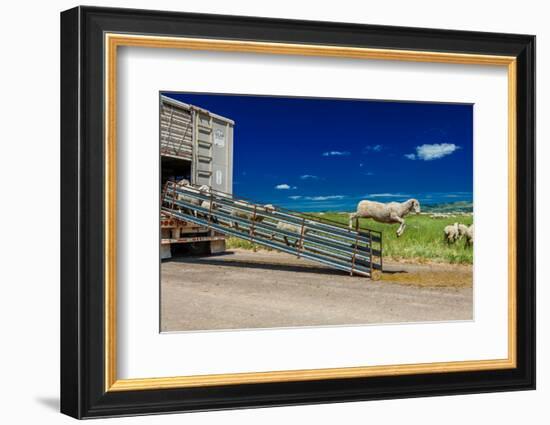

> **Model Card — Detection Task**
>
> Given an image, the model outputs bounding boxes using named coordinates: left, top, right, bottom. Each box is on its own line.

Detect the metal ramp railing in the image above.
left=162, top=182, right=382, bottom=277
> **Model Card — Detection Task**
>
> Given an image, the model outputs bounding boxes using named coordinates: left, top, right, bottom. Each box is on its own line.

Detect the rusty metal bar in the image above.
left=368, top=229, right=373, bottom=277
left=350, top=219, right=361, bottom=276
left=170, top=178, right=177, bottom=211
left=207, top=190, right=213, bottom=225
left=379, top=232, right=383, bottom=271
left=296, top=217, right=307, bottom=259
left=249, top=204, right=258, bottom=246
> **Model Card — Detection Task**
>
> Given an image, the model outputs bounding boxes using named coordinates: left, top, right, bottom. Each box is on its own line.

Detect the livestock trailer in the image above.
left=160, top=95, right=234, bottom=259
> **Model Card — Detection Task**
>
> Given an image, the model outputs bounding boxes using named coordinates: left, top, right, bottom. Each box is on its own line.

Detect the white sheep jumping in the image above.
left=443, top=222, right=460, bottom=244
left=349, top=199, right=420, bottom=237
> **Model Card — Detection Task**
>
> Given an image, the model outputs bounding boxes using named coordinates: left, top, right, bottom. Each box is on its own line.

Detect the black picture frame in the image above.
left=61, top=6, right=535, bottom=419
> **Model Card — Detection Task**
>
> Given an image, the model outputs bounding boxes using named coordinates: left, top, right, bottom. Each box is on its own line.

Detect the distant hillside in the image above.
left=422, top=201, right=473, bottom=213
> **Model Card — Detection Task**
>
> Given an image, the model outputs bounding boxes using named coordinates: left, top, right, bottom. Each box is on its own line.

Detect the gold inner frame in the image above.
left=104, top=33, right=517, bottom=392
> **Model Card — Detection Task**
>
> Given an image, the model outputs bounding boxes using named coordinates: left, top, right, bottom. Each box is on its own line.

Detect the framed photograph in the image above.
left=60, top=6, right=535, bottom=419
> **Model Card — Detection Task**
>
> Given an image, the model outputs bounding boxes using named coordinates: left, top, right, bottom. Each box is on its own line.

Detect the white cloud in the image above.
left=275, top=184, right=292, bottom=190
left=368, top=193, right=410, bottom=198
left=287, top=194, right=344, bottom=201
left=300, top=174, right=319, bottom=180
left=304, top=195, right=345, bottom=201
left=363, top=144, right=383, bottom=152
left=322, top=151, right=350, bottom=157
left=405, top=143, right=460, bottom=161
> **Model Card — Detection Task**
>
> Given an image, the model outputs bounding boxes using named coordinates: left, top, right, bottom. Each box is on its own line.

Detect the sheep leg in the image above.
left=397, top=222, right=406, bottom=237
left=283, top=236, right=290, bottom=246
left=349, top=213, right=358, bottom=230
left=393, top=215, right=406, bottom=237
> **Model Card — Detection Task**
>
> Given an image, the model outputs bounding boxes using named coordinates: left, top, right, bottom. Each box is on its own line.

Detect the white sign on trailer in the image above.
left=214, top=129, right=225, bottom=147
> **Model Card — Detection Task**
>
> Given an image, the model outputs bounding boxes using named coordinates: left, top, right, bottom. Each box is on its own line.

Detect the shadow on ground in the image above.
left=168, top=255, right=350, bottom=277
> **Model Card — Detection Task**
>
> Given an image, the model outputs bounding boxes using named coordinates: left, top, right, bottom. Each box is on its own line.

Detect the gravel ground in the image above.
left=161, top=249, right=473, bottom=332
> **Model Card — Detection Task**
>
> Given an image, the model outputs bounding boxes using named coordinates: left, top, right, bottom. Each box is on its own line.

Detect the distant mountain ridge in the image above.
left=421, top=201, right=473, bottom=213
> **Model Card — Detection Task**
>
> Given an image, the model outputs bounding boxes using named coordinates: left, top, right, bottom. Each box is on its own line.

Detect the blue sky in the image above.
left=164, top=92, right=473, bottom=212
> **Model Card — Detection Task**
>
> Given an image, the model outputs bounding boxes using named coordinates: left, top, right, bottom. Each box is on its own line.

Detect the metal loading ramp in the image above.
left=162, top=182, right=383, bottom=277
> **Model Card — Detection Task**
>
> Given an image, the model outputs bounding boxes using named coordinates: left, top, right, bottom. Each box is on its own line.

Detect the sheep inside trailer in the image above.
left=161, top=156, right=191, bottom=185
left=160, top=95, right=234, bottom=258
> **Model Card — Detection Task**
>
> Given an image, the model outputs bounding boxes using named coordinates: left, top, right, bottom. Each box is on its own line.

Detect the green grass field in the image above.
left=227, top=213, right=473, bottom=264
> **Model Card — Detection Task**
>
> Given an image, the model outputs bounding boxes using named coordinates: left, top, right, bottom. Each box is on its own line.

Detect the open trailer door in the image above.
left=159, top=95, right=234, bottom=258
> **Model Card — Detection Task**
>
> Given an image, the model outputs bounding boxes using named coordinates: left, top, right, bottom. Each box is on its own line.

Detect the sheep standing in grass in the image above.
left=443, top=222, right=460, bottom=244
left=349, top=199, right=420, bottom=237
left=231, top=202, right=275, bottom=230
left=464, top=224, right=474, bottom=247
left=272, top=222, right=310, bottom=248
left=457, top=223, right=469, bottom=240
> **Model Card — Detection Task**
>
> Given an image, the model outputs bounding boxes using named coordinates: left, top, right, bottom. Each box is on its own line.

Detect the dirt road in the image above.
left=161, top=249, right=472, bottom=332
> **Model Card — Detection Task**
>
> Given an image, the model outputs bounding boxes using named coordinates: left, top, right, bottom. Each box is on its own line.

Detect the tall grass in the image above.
left=226, top=236, right=272, bottom=251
